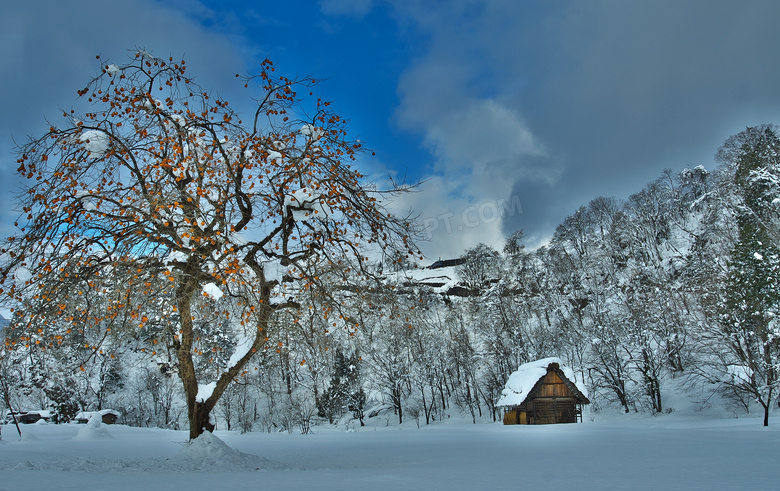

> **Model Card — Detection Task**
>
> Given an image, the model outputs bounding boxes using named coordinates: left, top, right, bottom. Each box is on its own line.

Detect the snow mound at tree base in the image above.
left=167, top=431, right=291, bottom=472
left=5, top=432, right=291, bottom=473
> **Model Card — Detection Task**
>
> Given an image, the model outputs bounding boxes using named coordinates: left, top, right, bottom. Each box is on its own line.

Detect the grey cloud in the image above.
left=390, top=0, right=780, bottom=250
left=0, top=0, right=245, bottom=153
left=506, top=0, right=780, bottom=241
left=0, top=0, right=247, bottom=235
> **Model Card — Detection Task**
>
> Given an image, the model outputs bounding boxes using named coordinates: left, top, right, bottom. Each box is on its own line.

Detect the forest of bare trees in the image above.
left=2, top=50, right=780, bottom=433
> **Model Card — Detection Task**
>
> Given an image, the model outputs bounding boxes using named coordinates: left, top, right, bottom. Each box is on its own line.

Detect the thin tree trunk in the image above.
left=0, top=372, right=22, bottom=438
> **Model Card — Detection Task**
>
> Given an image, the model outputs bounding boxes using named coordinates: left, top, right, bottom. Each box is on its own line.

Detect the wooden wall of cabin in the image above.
left=502, top=408, right=528, bottom=425
left=536, top=371, right=573, bottom=397
left=503, top=410, right=517, bottom=425
left=532, top=399, right=577, bottom=424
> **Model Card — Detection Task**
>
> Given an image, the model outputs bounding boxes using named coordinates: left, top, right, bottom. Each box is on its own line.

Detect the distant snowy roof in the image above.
left=428, top=258, right=465, bottom=269
left=497, top=357, right=588, bottom=407
left=382, top=262, right=473, bottom=296
left=384, top=265, right=456, bottom=290
left=75, top=409, right=121, bottom=420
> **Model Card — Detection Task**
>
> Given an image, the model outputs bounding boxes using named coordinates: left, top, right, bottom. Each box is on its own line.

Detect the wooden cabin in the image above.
left=498, top=358, right=589, bottom=425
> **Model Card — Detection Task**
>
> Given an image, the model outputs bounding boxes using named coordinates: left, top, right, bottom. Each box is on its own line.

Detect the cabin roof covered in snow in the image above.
left=497, top=357, right=588, bottom=407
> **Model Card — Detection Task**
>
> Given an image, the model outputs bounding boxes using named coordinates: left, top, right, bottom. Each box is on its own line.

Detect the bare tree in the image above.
left=456, top=243, right=502, bottom=294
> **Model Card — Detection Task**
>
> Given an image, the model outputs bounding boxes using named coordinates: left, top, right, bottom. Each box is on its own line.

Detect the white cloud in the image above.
left=386, top=176, right=520, bottom=261
left=424, top=100, right=541, bottom=169
left=388, top=2, right=556, bottom=259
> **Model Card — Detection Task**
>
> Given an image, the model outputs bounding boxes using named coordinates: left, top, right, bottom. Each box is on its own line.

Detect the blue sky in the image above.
left=3, top=0, right=780, bottom=259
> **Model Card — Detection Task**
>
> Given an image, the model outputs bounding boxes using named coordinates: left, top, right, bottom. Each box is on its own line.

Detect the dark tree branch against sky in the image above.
left=3, top=0, right=780, bottom=258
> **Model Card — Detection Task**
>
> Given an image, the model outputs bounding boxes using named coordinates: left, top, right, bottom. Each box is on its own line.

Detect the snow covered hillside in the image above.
left=0, top=416, right=777, bottom=490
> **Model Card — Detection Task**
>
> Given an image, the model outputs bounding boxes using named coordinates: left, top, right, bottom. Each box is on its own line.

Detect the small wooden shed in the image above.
left=498, top=358, right=589, bottom=425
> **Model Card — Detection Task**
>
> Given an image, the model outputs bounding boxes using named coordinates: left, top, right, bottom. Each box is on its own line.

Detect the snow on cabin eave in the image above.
left=496, top=358, right=555, bottom=407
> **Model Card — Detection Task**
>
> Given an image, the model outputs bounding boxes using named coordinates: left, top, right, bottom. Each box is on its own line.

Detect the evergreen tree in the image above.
left=714, top=126, right=780, bottom=426
left=319, top=349, right=365, bottom=425
left=720, top=216, right=780, bottom=426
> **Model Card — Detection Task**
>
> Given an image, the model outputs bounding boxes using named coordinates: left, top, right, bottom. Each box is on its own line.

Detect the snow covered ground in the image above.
left=0, top=415, right=777, bottom=491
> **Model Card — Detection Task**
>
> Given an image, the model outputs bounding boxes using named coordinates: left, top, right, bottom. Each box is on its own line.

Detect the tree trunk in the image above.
left=174, top=274, right=203, bottom=440
left=392, top=383, right=403, bottom=424
left=0, top=372, right=22, bottom=438
left=421, top=385, right=430, bottom=425
left=175, top=262, right=273, bottom=440
left=191, top=401, right=216, bottom=437
left=762, top=402, right=769, bottom=427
